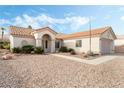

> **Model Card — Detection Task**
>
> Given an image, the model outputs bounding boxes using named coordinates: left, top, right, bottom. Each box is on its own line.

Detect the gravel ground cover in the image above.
left=0, top=50, right=124, bottom=88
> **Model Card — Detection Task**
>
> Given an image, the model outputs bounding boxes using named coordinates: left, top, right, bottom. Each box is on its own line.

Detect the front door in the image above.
left=43, top=40, right=51, bottom=53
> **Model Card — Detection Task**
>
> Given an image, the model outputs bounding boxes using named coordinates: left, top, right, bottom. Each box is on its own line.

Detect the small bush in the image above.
left=12, top=47, right=21, bottom=53
left=59, top=46, right=68, bottom=52
left=87, top=51, right=94, bottom=56
left=22, top=45, right=34, bottom=54
left=68, top=48, right=74, bottom=52
left=3, top=44, right=10, bottom=50
left=70, top=50, right=76, bottom=55
left=83, top=54, right=88, bottom=58
left=0, top=41, right=10, bottom=49
left=34, top=47, right=44, bottom=54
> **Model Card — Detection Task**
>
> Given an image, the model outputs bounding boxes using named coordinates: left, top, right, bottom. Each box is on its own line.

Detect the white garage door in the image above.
left=100, top=39, right=113, bottom=54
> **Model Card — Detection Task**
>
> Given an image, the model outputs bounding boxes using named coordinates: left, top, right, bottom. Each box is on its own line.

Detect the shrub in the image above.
left=22, top=45, right=34, bottom=54
left=59, top=46, right=68, bottom=52
left=70, top=50, right=76, bottom=55
left=3, top=44, right=10, bottom=50
left=68, top=48, right=74, bottom=52
left=12, top=47, right=21, bottom=53
left=0, top=41, right=4, bottom=49
left=34, top=47, right=44, bottom=54
left=0, top=41, right=10, bottom=49
left=87, top=51, right=94, bottom=56
left=83, top=54, right=88, bottom=58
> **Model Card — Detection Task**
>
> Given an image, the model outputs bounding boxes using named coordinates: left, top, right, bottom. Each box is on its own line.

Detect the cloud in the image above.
left=0, top=19, right=10, bottom=25
left=119, top=7, right=124, bottom=11
left=4, top=11, right=11, bottom=16
left=64, top=12, right=75, bottom=17
left=120, top=16, right=124, bottom=20
left=39, top=8, right=47, bottom=12
left=11, top=14, right=89, bottom=31
left=0, top=13, right=89, bottom=33
left=104, top=15, right=111, bottom=19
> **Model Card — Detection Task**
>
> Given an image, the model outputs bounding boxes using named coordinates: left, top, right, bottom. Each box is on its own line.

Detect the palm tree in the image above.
left=1, top=27, right=5, bottom=40
left=28, top=25, right=32, bottom=29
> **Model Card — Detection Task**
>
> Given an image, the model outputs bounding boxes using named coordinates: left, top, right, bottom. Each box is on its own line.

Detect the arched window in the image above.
left=21, top=40, right=28, bottom=46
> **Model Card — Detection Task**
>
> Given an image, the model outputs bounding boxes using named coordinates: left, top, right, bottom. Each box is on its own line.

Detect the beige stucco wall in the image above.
left=10, top=35, right=35, bottom=49
left=101, top=29, right=114, bottom=40
left=34, top=30, right=56, bottom=52
left=63, top=37, right=100, bottom=54
left=115, top=39, right=124, bottom=46
left=115, top=39, right=124, bottom=53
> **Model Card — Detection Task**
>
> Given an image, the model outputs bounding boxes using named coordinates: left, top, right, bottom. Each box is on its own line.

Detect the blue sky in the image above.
left=0, top=5, right=124, bottom=35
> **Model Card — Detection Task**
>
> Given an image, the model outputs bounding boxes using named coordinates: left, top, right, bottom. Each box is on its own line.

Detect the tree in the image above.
left=1, top=27, right=5, bottom=40
left=28, top=25, right=32, bottom=29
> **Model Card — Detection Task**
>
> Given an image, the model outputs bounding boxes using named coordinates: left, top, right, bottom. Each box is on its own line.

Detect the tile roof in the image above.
left=10, top=26, right=115, bottom=39
left=10, top=26, right=34, bottom=38
left=56, top=26, right=112, bottom=39
left=34, top=27, right=58, bottom=34
left=10, top=26, right=58, bottom=38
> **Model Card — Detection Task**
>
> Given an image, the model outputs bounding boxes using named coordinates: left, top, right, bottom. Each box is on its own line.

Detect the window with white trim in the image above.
left=76, top=40, right=82, bottom=47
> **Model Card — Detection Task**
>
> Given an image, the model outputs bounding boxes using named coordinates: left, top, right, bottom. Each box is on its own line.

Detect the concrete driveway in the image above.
left=51, top=54, right=120, bottom=65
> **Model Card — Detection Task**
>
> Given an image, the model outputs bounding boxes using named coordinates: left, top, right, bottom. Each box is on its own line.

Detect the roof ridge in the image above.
left=70, top=26, right=111, bottom=35
left=10, top=26, right=35, bottom=30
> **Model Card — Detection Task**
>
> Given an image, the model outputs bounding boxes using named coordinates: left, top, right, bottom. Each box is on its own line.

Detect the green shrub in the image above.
left=22, top=45, right=34, bottom=54
left=70, top=50, right=76, bottom=55
left=68, top=48, right=74, bottom=52
left=59, top=46, right=68, bottom=52
left=0, top=41, right=10, bottom=49
left=12, top=47, right=21, bottom=53
left=34, top=47, right=44, bottom=54
left=87, top=51, right=94, bottom=56
left=3, top=44, right=10, bottom=50
left=0, top=41, right=4, bottom=49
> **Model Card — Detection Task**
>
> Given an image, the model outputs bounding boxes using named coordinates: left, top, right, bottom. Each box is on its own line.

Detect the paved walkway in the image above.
left=51, top=54, right=117, bottom=65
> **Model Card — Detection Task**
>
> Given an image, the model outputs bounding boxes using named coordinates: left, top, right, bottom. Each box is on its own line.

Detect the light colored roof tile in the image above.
left=56, top=26, right=111, bottom=39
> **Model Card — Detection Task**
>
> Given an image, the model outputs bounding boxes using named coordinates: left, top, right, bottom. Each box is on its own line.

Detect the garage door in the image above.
left=100, top=39, right=112, bottom=54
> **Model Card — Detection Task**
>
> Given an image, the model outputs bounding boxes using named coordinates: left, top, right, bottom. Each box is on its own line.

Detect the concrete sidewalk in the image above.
left=51, top=54, right=117, bottom=65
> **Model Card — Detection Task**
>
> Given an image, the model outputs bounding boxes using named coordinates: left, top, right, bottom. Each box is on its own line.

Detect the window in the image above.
left=55, top=41, right=60, bottom=48
left=45, top=40, right=48, bottom=48
left=76, top=40, right=82, bottom=47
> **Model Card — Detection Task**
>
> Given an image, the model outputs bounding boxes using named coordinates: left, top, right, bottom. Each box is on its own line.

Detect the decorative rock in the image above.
left=2, top=54, right=13, bottom=60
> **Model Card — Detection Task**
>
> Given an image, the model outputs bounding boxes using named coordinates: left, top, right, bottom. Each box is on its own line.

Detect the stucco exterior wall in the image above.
left=10, top=35, right=35, bottom=49
left=115, top=39, right=124, bottom=46
left=101, top=29, right=114, bottom=40
left=63, top=37, right=100, bottom=54
left=34, top=30, right=56, bottom=52
left=115, top=39, right=124, bottom=53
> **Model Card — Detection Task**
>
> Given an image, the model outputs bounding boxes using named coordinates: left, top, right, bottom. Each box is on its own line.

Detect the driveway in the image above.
left=0, top=53, right=124, bottom=88
left=51, top=54, right=118, bottom=65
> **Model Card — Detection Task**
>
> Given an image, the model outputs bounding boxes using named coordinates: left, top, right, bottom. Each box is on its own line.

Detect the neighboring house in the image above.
left=115, top=35, right=124, bottom=53
left=9, top=26, right=116, bottom=54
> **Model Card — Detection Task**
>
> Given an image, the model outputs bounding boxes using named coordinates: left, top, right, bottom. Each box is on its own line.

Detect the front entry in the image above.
left=43, top=40, right=51, bottom=53
left=42, top=34, right=51, bottom=53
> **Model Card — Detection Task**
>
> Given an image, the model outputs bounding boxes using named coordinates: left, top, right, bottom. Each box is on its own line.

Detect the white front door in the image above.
left=43, top=40, right=51, bottom=53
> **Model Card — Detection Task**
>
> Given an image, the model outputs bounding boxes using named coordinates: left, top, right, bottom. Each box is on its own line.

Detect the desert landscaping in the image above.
left=0, top=49, right=124, bottom=88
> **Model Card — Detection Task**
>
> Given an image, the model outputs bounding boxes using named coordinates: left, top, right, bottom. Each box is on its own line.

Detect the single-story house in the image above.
left=115, top=35, right=124, bottom=53
left=9, top=26, right=116, bottom=54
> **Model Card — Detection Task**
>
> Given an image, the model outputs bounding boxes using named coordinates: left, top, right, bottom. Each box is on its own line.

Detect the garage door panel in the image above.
left=100, top=39, right=112, bottom=54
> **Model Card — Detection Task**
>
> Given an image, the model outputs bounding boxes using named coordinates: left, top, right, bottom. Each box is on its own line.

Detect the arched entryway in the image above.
left=42, top=34, right=52, bottom=53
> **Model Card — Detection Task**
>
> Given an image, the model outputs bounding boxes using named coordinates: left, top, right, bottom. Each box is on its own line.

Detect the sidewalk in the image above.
left=51, top=54, right=117, bottom=65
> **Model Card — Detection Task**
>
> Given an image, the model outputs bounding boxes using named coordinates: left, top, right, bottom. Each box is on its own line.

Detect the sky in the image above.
left=0, top=5, right=124, bottom=35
